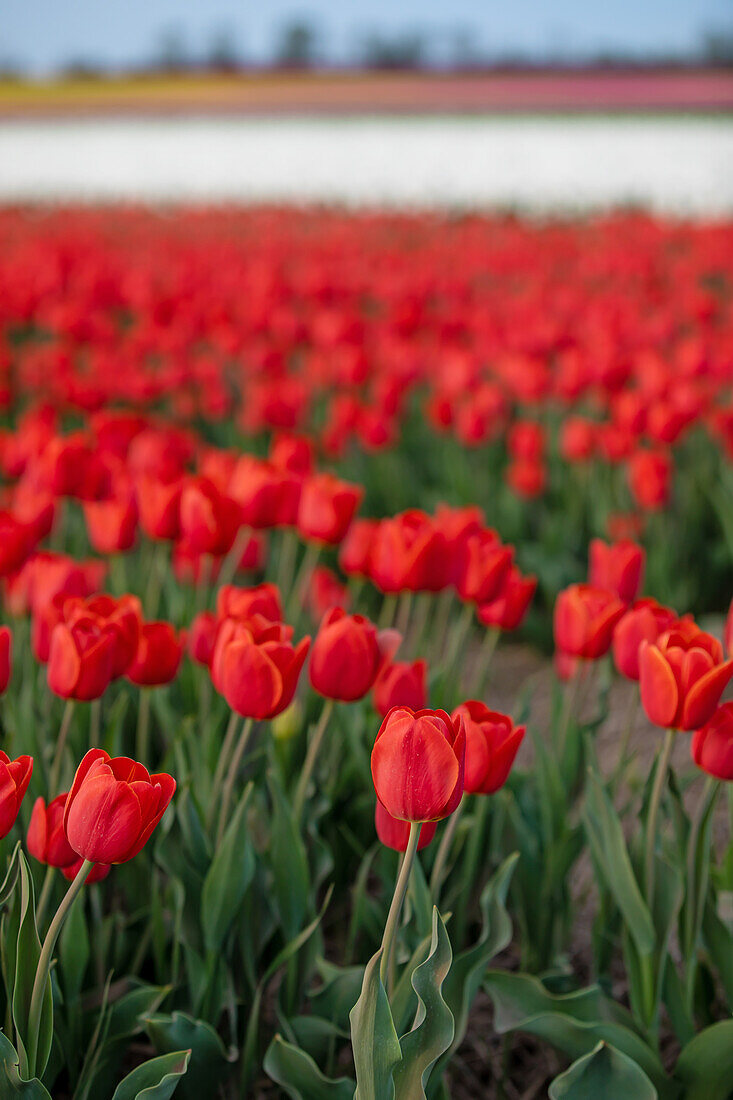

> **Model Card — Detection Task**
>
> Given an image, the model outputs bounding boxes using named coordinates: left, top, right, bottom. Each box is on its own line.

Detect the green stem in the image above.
left=208, top=710, right=241, bottom=829
left=409, top=593, right=432, bottom=658
left=644, top=728, right=675, bottom=910
left=26, top=858, right=94, bottom=1077
left=684, top=775, right=720, bottom=1009
left=429, top=796, right=465, bottom=898
left=428, top=589, right=454, bottom=664
left=136, top=689, right=152, bottom=765
left=467, top=627, right=499, bottom=698
left=275, top=528, right=298, bottom=595
left=610, top=690, right=638, bottom=791
left=34, top=865, right=56, bottom=930
left=556, top=665, right=583, bottom=763
left=293, top=699, right=334, bottom=822
left=379, top=821, right=421, bottom=986
left=289, top=541, right=319, bottom=622
left=395, top=591, right=413, bottom=638
left=48, top=700, right=75, bottom=796
left=218, top=525, right=252, bottom=591
left=378, top=594, right=397, bottom=630
left=216, top=718, right=254, bottom=847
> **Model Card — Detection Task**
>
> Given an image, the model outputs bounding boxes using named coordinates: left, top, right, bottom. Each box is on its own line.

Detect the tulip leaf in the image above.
left=0, top=843, right=21, bottom=911
left=308, top=961, right=365, bottom=1032
left=59, top=891, right=90, bottom=1002
left=144, top=1013, right=231, bottom=1100
left=582, top=770, right=655, bottom=957
left=549, top=1041, right=658, bottom=1099
left=11, top=853, right=53, bottom=1081
left=263, top=1035, right=354, bottom=1100
left=201, top=782, right=255, bottom=955
left=267, top=772, right=310, bottom=941
left=393, top=908, right=454, bottom=1100
left=483, top=971, right=672, bottom=1099
left=675, top=1020, right=733, bottom=1100
left=349, top=948, right=402, bottom=1100
left=111, top=1049, right=191, bottom=1100
left=0, top=1031, right=52, bottom=1098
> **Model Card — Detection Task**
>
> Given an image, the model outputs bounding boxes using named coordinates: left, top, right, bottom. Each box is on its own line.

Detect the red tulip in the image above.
left=639, top=621, right=733, bottom=730
left=0, top=626, right=11, bottom=693
left=188, top=611, right=218, bottom=667
left=628, top=449, right=672, bottom=511
left=375, top=801, right=437, bottom=852
left=62, top=858, right=111, bottom=883
left=612, top=598, right=678, bottom=681
left=297, top=473, right=363, bottom=546
left=308, top=566, right=349, bottom=622
left=178, top=476, right=242, bottom=557
left=0, top=751, right=32, bottom=838
left=269, top=432, right=313, bottom=476
left=589, top=538, right=645, bottom=604
left=455, top=528, right=513, bottom=604
left=309, top=607, right=393, bottom=702
left=63, top=748, right=175, bottom=864
left=127, top=622, right=184, bottom=687
left=0, top=511, right=34, bottom=577
left=554, top=584, right=626, bottom=660
left=452, top=701, right=524, bottom=795
left=373, top=659, right=427, bottom=717
left=560, top=417, right=596, bottom=463
left=371, top=706, right=465, bottom=823
left=47, top=615, right=115, bottom=701
left=27, top=794, right=77, bottom=868
left=63, top=594, right=142, bottom=679
left=338, top=518, right=378, bottom=578
left=215, top=617, right=310, bottom=719
left=477, top=567, right=536, bottom=632
left=83, top=489, right=138, bottom=554
left=229, top=456, right=301, bottom=528
left=725, top=597, right=733, bottom=658
left=692, top=702, right=733, bottom=781
left=506, top=458, right=546, bottom=499
left=216, top=582, right=282, bottom=625
left=135, top=474, right=182, bottom=541
left=370, top=510, right=450, bottom=594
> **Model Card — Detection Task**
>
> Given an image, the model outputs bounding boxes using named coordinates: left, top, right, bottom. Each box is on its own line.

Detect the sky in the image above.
left=1, top=0, right=731, bottom=73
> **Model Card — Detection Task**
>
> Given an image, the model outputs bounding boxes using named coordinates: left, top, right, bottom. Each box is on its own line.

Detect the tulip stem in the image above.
left=378, top=595, right=397, bottom=630
left=208, top=710, right=241, bottom=829
left=445, top=603, right=473, bottom=682
left=48, top=700, right=75, bottom=797
left=275, top=528, right=298, bottom=596
left=219, top=525, right=252, bottom=591
left=291, top=542, right=320, bottom=621
left=136, top=689, right=152, bottom=765
left=395, top=591, right=413, bottom=638
left=430, top=796, right=465, bottom=899
left=684, top=775, right=720, bottom=1009
left=293, top=699, right=334, bottom=823
left=556, top=664, right=583, bottom=764
left=644, top=727, right=675, bottom=910
left=216, top=718, right=254, bottom=847
left=467, top=627, right=499, bottom=698
left=35, top=865, right=56, bottom=930
left=611, top=691, right=638, bottom=791
left=379, top=821, right=421, bottom=987
left=26, top=858, right=94, bottom=1078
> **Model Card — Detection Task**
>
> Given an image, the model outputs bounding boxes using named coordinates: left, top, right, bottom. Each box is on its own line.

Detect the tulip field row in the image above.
left=0, top=203, right=731, bottom=1098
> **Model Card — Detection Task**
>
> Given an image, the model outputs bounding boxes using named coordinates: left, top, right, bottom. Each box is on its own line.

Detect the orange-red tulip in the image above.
left=371, top=706, right=465, bottom=822
left=553, top=584, right=626, bottom=660
left=0, top=751, right=33, bottom=838
left=692, top=702, right=733, bottom=781
left=639, top=621, right=733, bottom=730
left=452, top=701, right=524, bottom=795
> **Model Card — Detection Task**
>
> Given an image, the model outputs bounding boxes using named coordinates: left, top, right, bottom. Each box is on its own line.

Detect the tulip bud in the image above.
left=588, top=538, right=645, bottom=605
left=451, top=701, right=524, bottom=795
left=553, top=584, right=626, bottom=660
left=127, top=621, right=184, bottom=687
left=373, top=659, right=427, bottom=717
left=692, top=702, right=733, bottom=781
left=27, top=794, right=77, bottom=868
left=0, top=751, right=32, bottom=839
left=639, top=622, right=733, bottom=731
left=375, top=801, right=437, bottom=852
left=371, top=706, right=465, bottom=822
left=309, top=608, right=385, bottom=702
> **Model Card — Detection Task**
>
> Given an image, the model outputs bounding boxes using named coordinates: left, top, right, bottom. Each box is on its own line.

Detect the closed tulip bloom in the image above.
left=47, top=615, right=115, bottom=701
left=554, top=584, right=626, bottom=660
left=455, top=528, right=513, bottom=604
left=62, top=858, right=111, bottom=884
left=27, top=794, right=77, bottom=868
left=373, top=659, right=427, bottom=717
left=269, top=432, right=313, bottom=476
left=135, top=474, right=182, bottom=541
left=309, top=608, right=388, bottom=702
left=477, top=567, right=536, bottom=632
left=127, top=622, right=184, bottom=687
left=297, top=473, right=363, bottom=546
left=692, top=702, right=733, bottom=781
left=612, top=598, right=678, bottom=681
left=371, top=706, right=465, bottom=823
left=216, top=582, right=282, bottom=625
left=338, top=518, right=378, bottom=578
left=0, top=751, right=32, bottom=838
left=452, top=701, right=524, bottom=795
left=188, top=611, right=218, bottom=667
left=83, top=489, right=138, bottom=554
left=64, top=594, right=142, bottom=680
left=589, top=538, right=645, bottom=604
left=628, top=449, right=672, bottom=511
left=179, top=476, right=242, bottom=557
left=216, top=618, right=310, bottom=719
left=0, top=626, right=11, bottom=693
left=559, top=417, right=596, bottom=463
left=375, top=801, right=437, bottom=852
left=0, top=511, right=34, bottom=577
left=63, top=748, right=175, bottom=864
left=725, top=597, right=733, bottom=658
left=229, top=456, right=301, bottom=529
left=639, top=621, right=733, bottom=731
left=370, top=510, right=450, bottom=594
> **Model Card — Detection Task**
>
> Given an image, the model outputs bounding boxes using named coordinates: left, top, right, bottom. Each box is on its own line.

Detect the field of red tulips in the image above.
left=0, top=203, right=732, bottom=1099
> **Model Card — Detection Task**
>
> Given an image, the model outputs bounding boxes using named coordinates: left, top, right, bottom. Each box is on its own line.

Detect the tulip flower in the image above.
left=61, top=858, right=110, bottom=884
left=216, top=582, right=282, bottom=625
left=229, top=455, right=301, bottom=528
left=370, top=510, right=450, bottom=594
left=375, top=801, right=437, bottom=852
left=297, top=472, right=363, bottom=545
left=308, top=565, right=350, bottom=622
left=612, top=598, right=678, bottom=681
left=215, top=617, right=310, bottom=720
left=83, top=489, right=138, bottom=554
left=188, top=610, right=219, bottom=667
left=309, top=607, right=392, bottom=702
left=454, top=528, right=513, bottom=604
left=63, top=748, right=176, bottom=864
left=725, top=597, right=733, bottom=658
left=628, top=449, right=672, bottom=511
left=0, top=625, right=11, bottom=694
left=373, top=658, right=427, bottom=717
left=477, top=567, right=536, bottom=632
left=588, top=538, right=645, bottom=604
left=178, top=475, right=243, bottom=557
left=47, top=614, right=115, bottom=701
left=269, top=432, right=313, bottom=475
left=135, top=473, right=182, bottom=541
left=0, top=751, right=33, bottom=838
left=27, top=794, right=77, bottom=869
left=63, top=594, right=142, bottom=680
left=338, top=518, right=378, bottom=578
left=639, top=621, right=733, bottom=731
left=452, top=701, right=524, bottom=795
left=127, top=621, right=184, bottom=687
left=371, top=706, right=465, bottom=823
left=691, top=702, right=733, bottom=781
left=553, top=584, right=626, bottom=660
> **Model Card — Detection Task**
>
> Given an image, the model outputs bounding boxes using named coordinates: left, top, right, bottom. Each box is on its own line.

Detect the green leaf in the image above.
left=549, top=1041, right=657, bottom=1099
left=267, top=773, right=310, bottom=940
left=0, top=1031, right=52, bottom=1097
left=201, top=783, right=255, bottom=955
left=308, top=961, right=364, bottom=1033
left=263, top=1035, right=354, bottom=1100
left=0, top=843, right=21, bottom=910
left=11, top=853, right=53, bottom=1080
left=111, top=1050, right=191, bottom=1100
left=582, top=771, right=655, bottom=957
left=349, top=949, right=401, bottom=1100
left=393, top=909, right=454, bottom=1100
left=59, top=892, right=90, bottom=1002
left=675, top=1020, right=733, bottom=1100
left=145, top=1013, right=231, bottom=1100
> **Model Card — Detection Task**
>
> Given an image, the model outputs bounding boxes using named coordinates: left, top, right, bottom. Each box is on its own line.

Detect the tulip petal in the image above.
left=639, top=643, right=679, bottom=728
left=681, top=659, right=733, bottom=731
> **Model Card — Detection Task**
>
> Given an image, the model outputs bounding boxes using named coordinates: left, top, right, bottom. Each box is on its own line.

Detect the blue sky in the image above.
left=2, top=0, right=730, bottom=73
